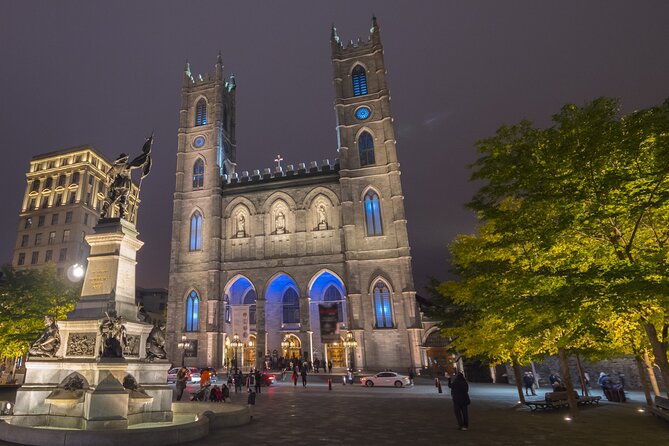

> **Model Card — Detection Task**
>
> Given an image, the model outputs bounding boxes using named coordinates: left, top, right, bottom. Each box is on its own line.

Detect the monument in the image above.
left=10, top=135, right=174, bottom=430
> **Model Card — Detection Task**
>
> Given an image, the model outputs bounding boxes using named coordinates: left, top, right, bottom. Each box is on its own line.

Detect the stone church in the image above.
left=166, top=18, right=425, bottom=372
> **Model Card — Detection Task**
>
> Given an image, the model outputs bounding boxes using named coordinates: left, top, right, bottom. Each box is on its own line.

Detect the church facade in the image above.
left=166, top=19, right=424, bottom=372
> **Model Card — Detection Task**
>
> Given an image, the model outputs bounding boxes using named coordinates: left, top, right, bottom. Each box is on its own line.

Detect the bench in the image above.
left=650, top=396, right=669, bottom=423
left=524, top=391, right=600, bottom=412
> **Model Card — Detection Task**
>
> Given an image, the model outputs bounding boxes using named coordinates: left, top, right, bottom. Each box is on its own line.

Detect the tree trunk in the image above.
left=635, top=355, right=654, bottom=406
left=511, top=360, right=525, bottom=404
left=557, top=347, right=579, bottom=419
left=643, top=350, right=661, bottom=396
left=574, top=354, right=589, bottom=396
left=10, top=357, right=18, bottom=382
left=643, top=323, right=669, bottom=397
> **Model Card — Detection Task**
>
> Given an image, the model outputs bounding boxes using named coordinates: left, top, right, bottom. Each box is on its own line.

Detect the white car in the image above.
left=360, top=371, right=412, bottom=388
left=166, top=367, right=201, bottom=383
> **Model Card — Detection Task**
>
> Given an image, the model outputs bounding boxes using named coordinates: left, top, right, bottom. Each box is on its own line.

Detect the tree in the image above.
left=0, top=265, right=79, bottom=360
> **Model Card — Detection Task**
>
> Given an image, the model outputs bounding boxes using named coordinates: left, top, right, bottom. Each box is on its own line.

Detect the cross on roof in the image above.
left=274, top=154, right=284, bottom=169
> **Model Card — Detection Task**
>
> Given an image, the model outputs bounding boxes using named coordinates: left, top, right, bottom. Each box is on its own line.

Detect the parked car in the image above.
left=259, top=372, right=276, bottom=386
left=166, top=367, right=201, bottom=383
left=360, top=371, right=411, bottom=388
left=200, top=367, right=218, bottom=383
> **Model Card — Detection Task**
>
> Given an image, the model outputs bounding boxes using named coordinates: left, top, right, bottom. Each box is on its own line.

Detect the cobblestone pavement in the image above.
left=2, top=378, right=668, bottom=445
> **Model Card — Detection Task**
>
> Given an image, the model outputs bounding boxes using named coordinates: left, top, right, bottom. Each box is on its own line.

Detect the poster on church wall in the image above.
left=231, top=306, right=250, bottom=343
left=319, top=303, right=340, bottom=343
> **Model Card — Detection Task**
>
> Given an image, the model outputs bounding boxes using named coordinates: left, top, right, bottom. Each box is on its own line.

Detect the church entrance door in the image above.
left=326, top=341, right=345, bottom=368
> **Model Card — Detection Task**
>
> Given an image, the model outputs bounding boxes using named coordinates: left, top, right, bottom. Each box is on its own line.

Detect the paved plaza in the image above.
left=1, top=377, right=668, bottom=445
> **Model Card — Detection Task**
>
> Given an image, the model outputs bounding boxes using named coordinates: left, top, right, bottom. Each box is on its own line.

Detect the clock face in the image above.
left=193, top=136, right=205, bottom=148
left=355, top=106, right=371, bottom=120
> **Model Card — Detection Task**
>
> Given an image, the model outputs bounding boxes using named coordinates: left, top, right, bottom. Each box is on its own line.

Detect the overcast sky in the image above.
left=1, top=1, right=668, bottom=294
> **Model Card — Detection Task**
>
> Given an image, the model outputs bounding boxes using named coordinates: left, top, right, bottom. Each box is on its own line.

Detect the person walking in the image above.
left=448, top=372, right=471, bottom=431
left=292, top=368, right=299, bottom=387
left=522, top=372, right=536, bottom=396
left=408, top=368, right=415, bottom=385
left=254, top=370, right=262, bottom=394
left=175, top=366, right=189, bottom=401
left=247, top=369, right=257, bottom=391
left=221, top=383, right=230, bottom=402
left=234, top=370, right=243, bottom=393
left=301, top=367, right=308, bottom=387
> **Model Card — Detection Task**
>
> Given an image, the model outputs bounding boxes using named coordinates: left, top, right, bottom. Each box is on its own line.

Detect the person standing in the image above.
left=200, top=368, right=212, bottom=388
left=254, top=370, right=262, bottom=394
left=292, top=368, right=299, bottom=387
left=408, top=368, right=415, bottom=385
left=247, top=388, right=256, bottom=420
left=247, top=369, right=257, bottom=391
left=328, top=360, right=333, bottom=373
left=175, top=366, right=189, bottom=401
left=448, top=372, right=471, bottom=431
left=522, top=372, right=536, bottom=396
left=301, top=367, right=308, bottom=387
left=234, top=370, right=243, bottom=393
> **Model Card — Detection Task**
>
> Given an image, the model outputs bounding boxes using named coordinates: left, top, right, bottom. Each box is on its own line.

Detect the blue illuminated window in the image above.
left=193, top=159, right=204, bottom=189
left=244, top=290, right=257, bottom=325
left=282, top=288, right=300, bottom=324
left=324, top=285, right=344, bottom=322
left=195, top=99, right=207, bottom=126
left=185, top=290, right=199, bottom=332
left=364, top=191, right=382, bottom=236
left=373, top=282, right=393, bottom=328
left=189, top=211, right=202, bottom=251
left=352, top=65, right=368, bottom=96
left=358, top=131, right=375, bottom=166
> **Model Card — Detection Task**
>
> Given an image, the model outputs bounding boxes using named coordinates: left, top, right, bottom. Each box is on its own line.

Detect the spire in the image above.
left=330, top=23, right=342, bottom=53
left=216, top=51, right=223, bottom=66
left=370, top=15, right=381, bottom=44
left=226, top=73, right=236, bottom=92
left=183, top=60, right=193, bottom=86
left=215, top=51, right=223, bottom=80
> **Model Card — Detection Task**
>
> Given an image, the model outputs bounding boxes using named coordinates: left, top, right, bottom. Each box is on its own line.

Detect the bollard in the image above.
left=342, top=376, right=346, bottom=385
left=328, top=378, right=332, bottom=391
left=437, top=379, right=443, bottom=394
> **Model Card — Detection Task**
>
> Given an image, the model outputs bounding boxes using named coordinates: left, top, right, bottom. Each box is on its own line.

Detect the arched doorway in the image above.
left=244, top=334, right=257, bottom=369
left=308, top=270, right=347, bottom=368
left=223, top=275, right=257, bottom=369
left=265, top=273, right=301, bottom=359
left=424, top=330, right=456, bottom=377
left=281, top=334, right=302, bottom=365
left=325, top=337, right=345, bottom=368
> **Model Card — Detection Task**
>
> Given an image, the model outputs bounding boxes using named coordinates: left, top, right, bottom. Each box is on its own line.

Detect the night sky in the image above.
left=1, top=1, right=668, bottom=295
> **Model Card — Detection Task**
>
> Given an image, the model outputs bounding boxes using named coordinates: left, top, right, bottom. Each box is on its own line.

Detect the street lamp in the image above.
left=343, top=330, right=358, bottom=372
left=230, top=333, right=243, bottom=372
left=177, top=335, right=191, bottom=367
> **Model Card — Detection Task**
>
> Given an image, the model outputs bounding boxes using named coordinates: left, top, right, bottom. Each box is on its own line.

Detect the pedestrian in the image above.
left=247, top=388, right=256, bottom=420
left=247, top=369, right=257, bottom=391
left=234, top=370, right=243, bottom=393
left=314, top=358, right=320, bottom=373
left=301, top=367, right=308, bottom=387
left=292, top=368, right=299, bottom=387
left=408, top=367, right=415, bottom=385
left=255, top=370, right=262, bottom=394
left=328, top=360, right=333, bottom=373
left=522, top=372, right=536, bottom=396
left=221, top=383, right=230, bottom=402
left=448, top=372, right=470, bottom=431
left=175, top=366, right=189, bottom=401
left=200, top=368, right=212, bottom=388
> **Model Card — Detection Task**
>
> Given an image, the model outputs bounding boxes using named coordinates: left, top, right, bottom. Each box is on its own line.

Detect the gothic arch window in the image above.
left=324, top=284, right=344, bottom=322
left=244, top=290, right=257, bottom=325
left=373, top=281, right=393, bottom=328
left=364, top=190, right=383, bottom=236
left=192, top=158, right=204, bottom=189
left=195, top=99, right=207, bottom=126
left=185, top=290, right=199, bottom=332
left=352, top=65, right=368, bottom=96
left=282, top=287, right=300, bottom=324
left=358, top=131, right=375, bottom=166
left=224, top=295, right=231, bottom=323
left=189, top=211, right=203, bottom=251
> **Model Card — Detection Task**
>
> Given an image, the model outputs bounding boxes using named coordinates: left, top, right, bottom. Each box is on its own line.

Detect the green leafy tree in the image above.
left=0, top=264, right=80, bottom=358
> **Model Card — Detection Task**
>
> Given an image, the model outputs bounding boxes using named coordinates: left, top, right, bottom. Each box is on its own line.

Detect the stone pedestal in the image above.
left=11, top=218, right=173, bottom=430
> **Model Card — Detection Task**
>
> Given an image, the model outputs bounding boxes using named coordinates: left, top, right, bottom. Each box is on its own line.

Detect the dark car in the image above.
left=259, top=372, right=276, bottom=386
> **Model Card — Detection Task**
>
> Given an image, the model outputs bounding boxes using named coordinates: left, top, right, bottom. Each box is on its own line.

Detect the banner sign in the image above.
left=231, top=305, right=250, bottom=343
left=319, top=303, right=340, bottom=343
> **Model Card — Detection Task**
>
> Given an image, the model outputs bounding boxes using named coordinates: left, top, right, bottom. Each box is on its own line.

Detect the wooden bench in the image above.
left=524, top=391, right=600, bottom=412
left=650, top=396, right=669, bottom=423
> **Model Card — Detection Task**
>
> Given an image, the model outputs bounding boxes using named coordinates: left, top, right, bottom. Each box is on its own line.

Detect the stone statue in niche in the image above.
left=28, top=315, right=61, bottom=357
left=62, top=375, right=85, bottom=391
left=276, top=211, right=286, bottom=234
left=236, top=214, right=246, bottom=238
left=317, top=204, right=328, bottom=230
left=145, top=322, right=167, bottom=361
left=99, top=313, right=127, bottom=358
left=101, top=134, right=153, bottom=220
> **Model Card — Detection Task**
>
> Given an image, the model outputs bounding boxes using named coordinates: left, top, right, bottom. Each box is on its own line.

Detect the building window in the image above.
left=17, top=253, right=25, bottom=266
left=48, top=232, right=56, bottom=245
left=193, top=159, right=205, bottom=189
left=195, top=99, right=207, bottom=126
left=31, top=179, right=40, bottom=192
left=29, top=198, right=36, bottom=210
left=45, top=177, right=53, bottom=189
left=352, top=65, right=368, bottom=96
left=358, top=131, right=375, bottom=166
left=189, top=211, right=203, bottom=251
left=324, top=285, right=344, bottom=322
left=72, top=172, right=80, bottom=184
left=58, top=175, right=66, bottom=187
left=55, top=194, right=63, bottom=206
left=58, top=248, right=67, bottom=262
left=224, top=296, right=231, bottom=324
left=41, top=197, right=49, bottom=209
left=364, top=191, right=383, bottom=236
left=62, top=229, right=70, bottom=243
left=47, top=161, right=55, bottom=169
left=20, top=235, right=28, bottom=247
left=244, top=290, right=257, bottom=325
left=34, top=233, right=42, bottom=246
left=31, top=251, right=39, bottom=265
left=51, top=214, right=59, bottom=225
left=24, top=217, right=32, bottom=229
left=373, top=281, right=393, bottom=328
left=84, top=213, right=89, bottom=225
left=69, top=192, right=76, bottom=204
left=65, top=211, right=73, bottom=223
left=88, top=176, right=93, bottom=185
left=45, top=250, right=53, bottom=262
left=185, top=290, right=199, bottom=332
left=38, top=215, right=45, bottom=227
left=282, top=288, right=300, bottom=324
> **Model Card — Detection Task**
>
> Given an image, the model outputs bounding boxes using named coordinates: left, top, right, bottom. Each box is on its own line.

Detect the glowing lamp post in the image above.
left=230, top=333, right=243, bottom=372
left=66, top=263, right=85, bottom=282
left=343, top=331, right=358, bottom=372
left=177, top=335, right=192, bottom=367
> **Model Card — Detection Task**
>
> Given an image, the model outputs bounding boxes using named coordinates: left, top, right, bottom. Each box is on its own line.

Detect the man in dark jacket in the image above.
left=448, top=372, right=470, bottom=430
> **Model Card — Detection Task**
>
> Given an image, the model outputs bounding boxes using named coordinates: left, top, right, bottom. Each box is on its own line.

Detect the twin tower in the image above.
left=167, top=18, right=423, bottom=372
